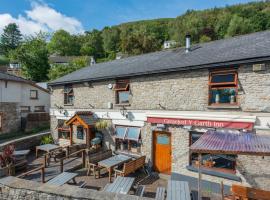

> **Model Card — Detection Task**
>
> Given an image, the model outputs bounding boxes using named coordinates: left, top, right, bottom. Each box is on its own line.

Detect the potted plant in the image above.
left=0, top=144, right=15, bottom=177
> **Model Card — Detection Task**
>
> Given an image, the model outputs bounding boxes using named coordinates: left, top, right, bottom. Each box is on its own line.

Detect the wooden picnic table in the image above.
left=13, top=150, right=30, bottom=157
left=103, top=176, right=135, bottom=194
left=36, top=144, right=61, bottom=158
left=167, top=180, right=191, bottom=200
left=98, top=154, right=132, bottom=182
left=45, top=172, right=78, bottom=186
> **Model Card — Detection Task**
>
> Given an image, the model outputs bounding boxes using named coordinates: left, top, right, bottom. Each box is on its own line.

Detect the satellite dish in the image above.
left=108, top=83, right=113, bottom=89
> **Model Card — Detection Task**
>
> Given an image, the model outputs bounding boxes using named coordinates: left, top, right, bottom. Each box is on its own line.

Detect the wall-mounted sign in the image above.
left=147, top=117, right=254, bottom=130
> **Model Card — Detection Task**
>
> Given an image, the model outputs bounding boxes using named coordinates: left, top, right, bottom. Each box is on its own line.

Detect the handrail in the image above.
left=17, top=165, right=45, bottom=183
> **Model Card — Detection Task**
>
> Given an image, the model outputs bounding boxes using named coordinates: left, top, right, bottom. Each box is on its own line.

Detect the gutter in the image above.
left=48, top=56, right=270, bottom=86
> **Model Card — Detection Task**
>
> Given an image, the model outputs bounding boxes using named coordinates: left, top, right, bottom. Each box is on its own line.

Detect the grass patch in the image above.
left=0, top=125, right=50, bottom=144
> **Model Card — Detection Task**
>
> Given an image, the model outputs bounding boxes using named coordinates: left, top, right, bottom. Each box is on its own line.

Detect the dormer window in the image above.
left=114, top=80, right=130, bottom=105
left=209, top=70, right=238, bottom=105
left=64, top=85, right=74, bottom=105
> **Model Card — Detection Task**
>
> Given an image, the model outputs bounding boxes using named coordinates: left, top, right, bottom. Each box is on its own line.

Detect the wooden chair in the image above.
left=155, top=187, right=166, bottom=200
left=225, top=184, right=270, bottom=200
left=114, top=156, right=146, bottom=177
left=86, top=150, right=112, bottom=178
left=135, top=185, right=145, bottom=197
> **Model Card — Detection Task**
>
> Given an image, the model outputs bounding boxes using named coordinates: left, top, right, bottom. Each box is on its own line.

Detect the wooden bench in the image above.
left=225, top=184, right=270, bottom=200
left=86, top=150, right=112, bottom=177
left=114, top=156, right=146, bottom=177
left=155, top=187, right=166, bottom=200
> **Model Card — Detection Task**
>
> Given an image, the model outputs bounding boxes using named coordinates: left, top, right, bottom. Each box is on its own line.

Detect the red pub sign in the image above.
left=147, top=117, right=254, bottom=130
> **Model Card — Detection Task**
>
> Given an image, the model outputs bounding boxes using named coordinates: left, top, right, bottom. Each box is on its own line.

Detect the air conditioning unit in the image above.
left=253, top=63, right=266, bottom=72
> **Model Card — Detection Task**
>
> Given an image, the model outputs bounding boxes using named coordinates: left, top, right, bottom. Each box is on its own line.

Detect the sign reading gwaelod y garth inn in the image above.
left=48, top=31, right=270, bottom=190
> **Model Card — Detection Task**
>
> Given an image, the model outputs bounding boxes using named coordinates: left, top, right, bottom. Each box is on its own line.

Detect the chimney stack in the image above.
left=185, top=34, right=191, bottom=53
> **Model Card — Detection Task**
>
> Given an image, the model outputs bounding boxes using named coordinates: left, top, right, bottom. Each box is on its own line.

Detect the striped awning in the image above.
left=190, top=131, right=270, bottom=156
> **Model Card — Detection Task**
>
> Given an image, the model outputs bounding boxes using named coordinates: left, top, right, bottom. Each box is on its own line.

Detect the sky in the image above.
left=0, top=0, right=259, bottom=35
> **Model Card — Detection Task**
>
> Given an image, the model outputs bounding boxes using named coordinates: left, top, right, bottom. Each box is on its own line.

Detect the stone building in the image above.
left=49, top=31, right=270, bottom=190
left=0, top=72, right=50, bottom=134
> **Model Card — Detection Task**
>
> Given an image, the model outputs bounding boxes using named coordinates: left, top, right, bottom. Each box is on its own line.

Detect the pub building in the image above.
left=49, top=30, right=270, bottom=190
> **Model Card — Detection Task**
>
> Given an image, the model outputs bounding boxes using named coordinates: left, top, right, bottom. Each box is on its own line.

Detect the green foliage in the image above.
left=0, top=23, right=22, bottom=56
left=11, top=33, right=50, bottom=82
left=0, top=55, right=9, bottom=66
left=226, top=15, right=255, bottom=37
left=41, top=135, right=54, bottom=145
left=48, top=30, right=81, bottom=56
left=48, top=56, right=89, bottom=80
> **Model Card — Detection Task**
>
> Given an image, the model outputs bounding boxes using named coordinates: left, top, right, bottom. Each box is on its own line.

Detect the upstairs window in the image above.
left=114, top=80, right=130, bottom=105
left=34, top=106, right=45, bottom=112
left=64, top=85, right=74, bottom=105
left=30, top=90, right=38, bottom=99
left=209, top=70, right=238, bottom=105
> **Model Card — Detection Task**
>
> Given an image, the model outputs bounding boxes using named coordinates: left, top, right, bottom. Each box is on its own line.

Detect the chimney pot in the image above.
left=185, top=34, right=191, bottom=53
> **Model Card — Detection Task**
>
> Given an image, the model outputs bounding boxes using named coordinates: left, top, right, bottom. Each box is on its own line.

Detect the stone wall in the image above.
left=0, top=103, right=20, bottom=134
left=51, top=64, right=270, bottom=112
left=0, top=131, right=50, bottom=151
left=0, top=176, right=151, bottom=200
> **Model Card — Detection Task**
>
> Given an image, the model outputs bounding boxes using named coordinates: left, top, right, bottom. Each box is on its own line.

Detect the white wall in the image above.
left=0, top=80, right=50, bottom=112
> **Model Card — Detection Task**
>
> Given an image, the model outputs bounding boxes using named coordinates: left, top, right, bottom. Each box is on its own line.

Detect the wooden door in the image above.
left=153, top=131, right=172, bottom=174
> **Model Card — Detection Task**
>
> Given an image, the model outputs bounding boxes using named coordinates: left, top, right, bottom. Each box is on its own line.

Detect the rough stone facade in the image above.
left=0, top=177, right=151, bottom=200
left=51, top=64, right=270, bottom=112
left=0, top=103, right=20, bottom=134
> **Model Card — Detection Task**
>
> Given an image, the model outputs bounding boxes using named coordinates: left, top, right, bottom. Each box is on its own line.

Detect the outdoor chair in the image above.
left=86, top=149, right=112, bottom=178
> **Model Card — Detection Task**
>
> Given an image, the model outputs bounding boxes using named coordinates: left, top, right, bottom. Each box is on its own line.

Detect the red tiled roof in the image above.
left=190, top=131, right=270, bottom=156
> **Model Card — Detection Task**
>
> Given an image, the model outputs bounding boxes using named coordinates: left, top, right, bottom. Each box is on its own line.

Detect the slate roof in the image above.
left=49, top=31, right=270, bottom=86
left=0, top=72, right=49, bottom=93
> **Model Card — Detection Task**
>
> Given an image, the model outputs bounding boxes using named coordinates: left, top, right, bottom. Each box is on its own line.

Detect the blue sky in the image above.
left=0, top=0, right=258, bottom=34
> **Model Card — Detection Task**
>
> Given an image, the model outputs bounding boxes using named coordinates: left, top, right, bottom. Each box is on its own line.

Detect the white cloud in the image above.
left=0, top=1, right=84, bottom=35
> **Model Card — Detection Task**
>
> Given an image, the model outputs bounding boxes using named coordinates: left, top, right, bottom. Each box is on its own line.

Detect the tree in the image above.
left=226, top=15, right=255, bottom=37
left=48, top=56, right=89, bottom=80
left=102, top=27, right=120, bottom=56
left=0, top=23, right=22, bottom=56
left=12, top=33, right=50, bottom=82
left=48, top=30, right=81, bottom=56
left=80, top=29, right=104, bottom=58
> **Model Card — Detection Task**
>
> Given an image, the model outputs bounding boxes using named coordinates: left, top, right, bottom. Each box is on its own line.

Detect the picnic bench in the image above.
left=103, top=176, right=135, bottom=194
left=45, top=172, right=78, bottom=186
left=114, top=155, right=146, bottom=177
left=36, top=144, right=61, bottom=158
left=13, top=150, right=30, bottom=172
left=86, top=149, right=112, bottom=177
left=155, top=187, right=166, bottom=200
left=167, top=180, right=191, bottom=200
left=225, top=184, right=270, bottom=200
left=98, top=154, right=132, bottom=182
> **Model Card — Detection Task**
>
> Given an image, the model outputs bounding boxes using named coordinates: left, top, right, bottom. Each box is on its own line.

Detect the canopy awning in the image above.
left=190, top=131, right=270, bottom=156
left=66, top=111, right=96, bottom=128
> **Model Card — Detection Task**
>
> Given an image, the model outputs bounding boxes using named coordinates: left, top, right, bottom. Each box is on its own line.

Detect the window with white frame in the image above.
left=115, top=126, right=141, bottom=153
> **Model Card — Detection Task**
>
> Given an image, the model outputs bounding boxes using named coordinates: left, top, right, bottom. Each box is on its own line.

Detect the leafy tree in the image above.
left=80, top=29, right=104, bottom=58
left=48, top=30, right=80, bottom=56
left=226, top=15, right=255, bottom=37
left=0, top=23, right=22, bottom=56
left=102, top=27, right=120, bottom=55
left=48, top=56, right=89, bottom=80
left=200, top=35, right=211, bottom=43
left=11, top=33, right=50, bottom=82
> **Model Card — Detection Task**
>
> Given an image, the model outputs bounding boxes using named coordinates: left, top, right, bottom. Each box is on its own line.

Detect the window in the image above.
left=115, top=126, right=141, bottom=153
left=209, top=70, right=238, bottom=105
left=30, top=90, right=38, bottom=99
left=64, top=85, right=74, bottom=105
left=20, top=106, right=31, bottom=113
left=114, top=80, right=130, bottom=105
left=77, top=126, right=84, bottom=140
left=57, top=120, right=70, bottom=139
left=189, top=131, right=236, bottom=174
left=34, top=106, right=45, bottom=112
